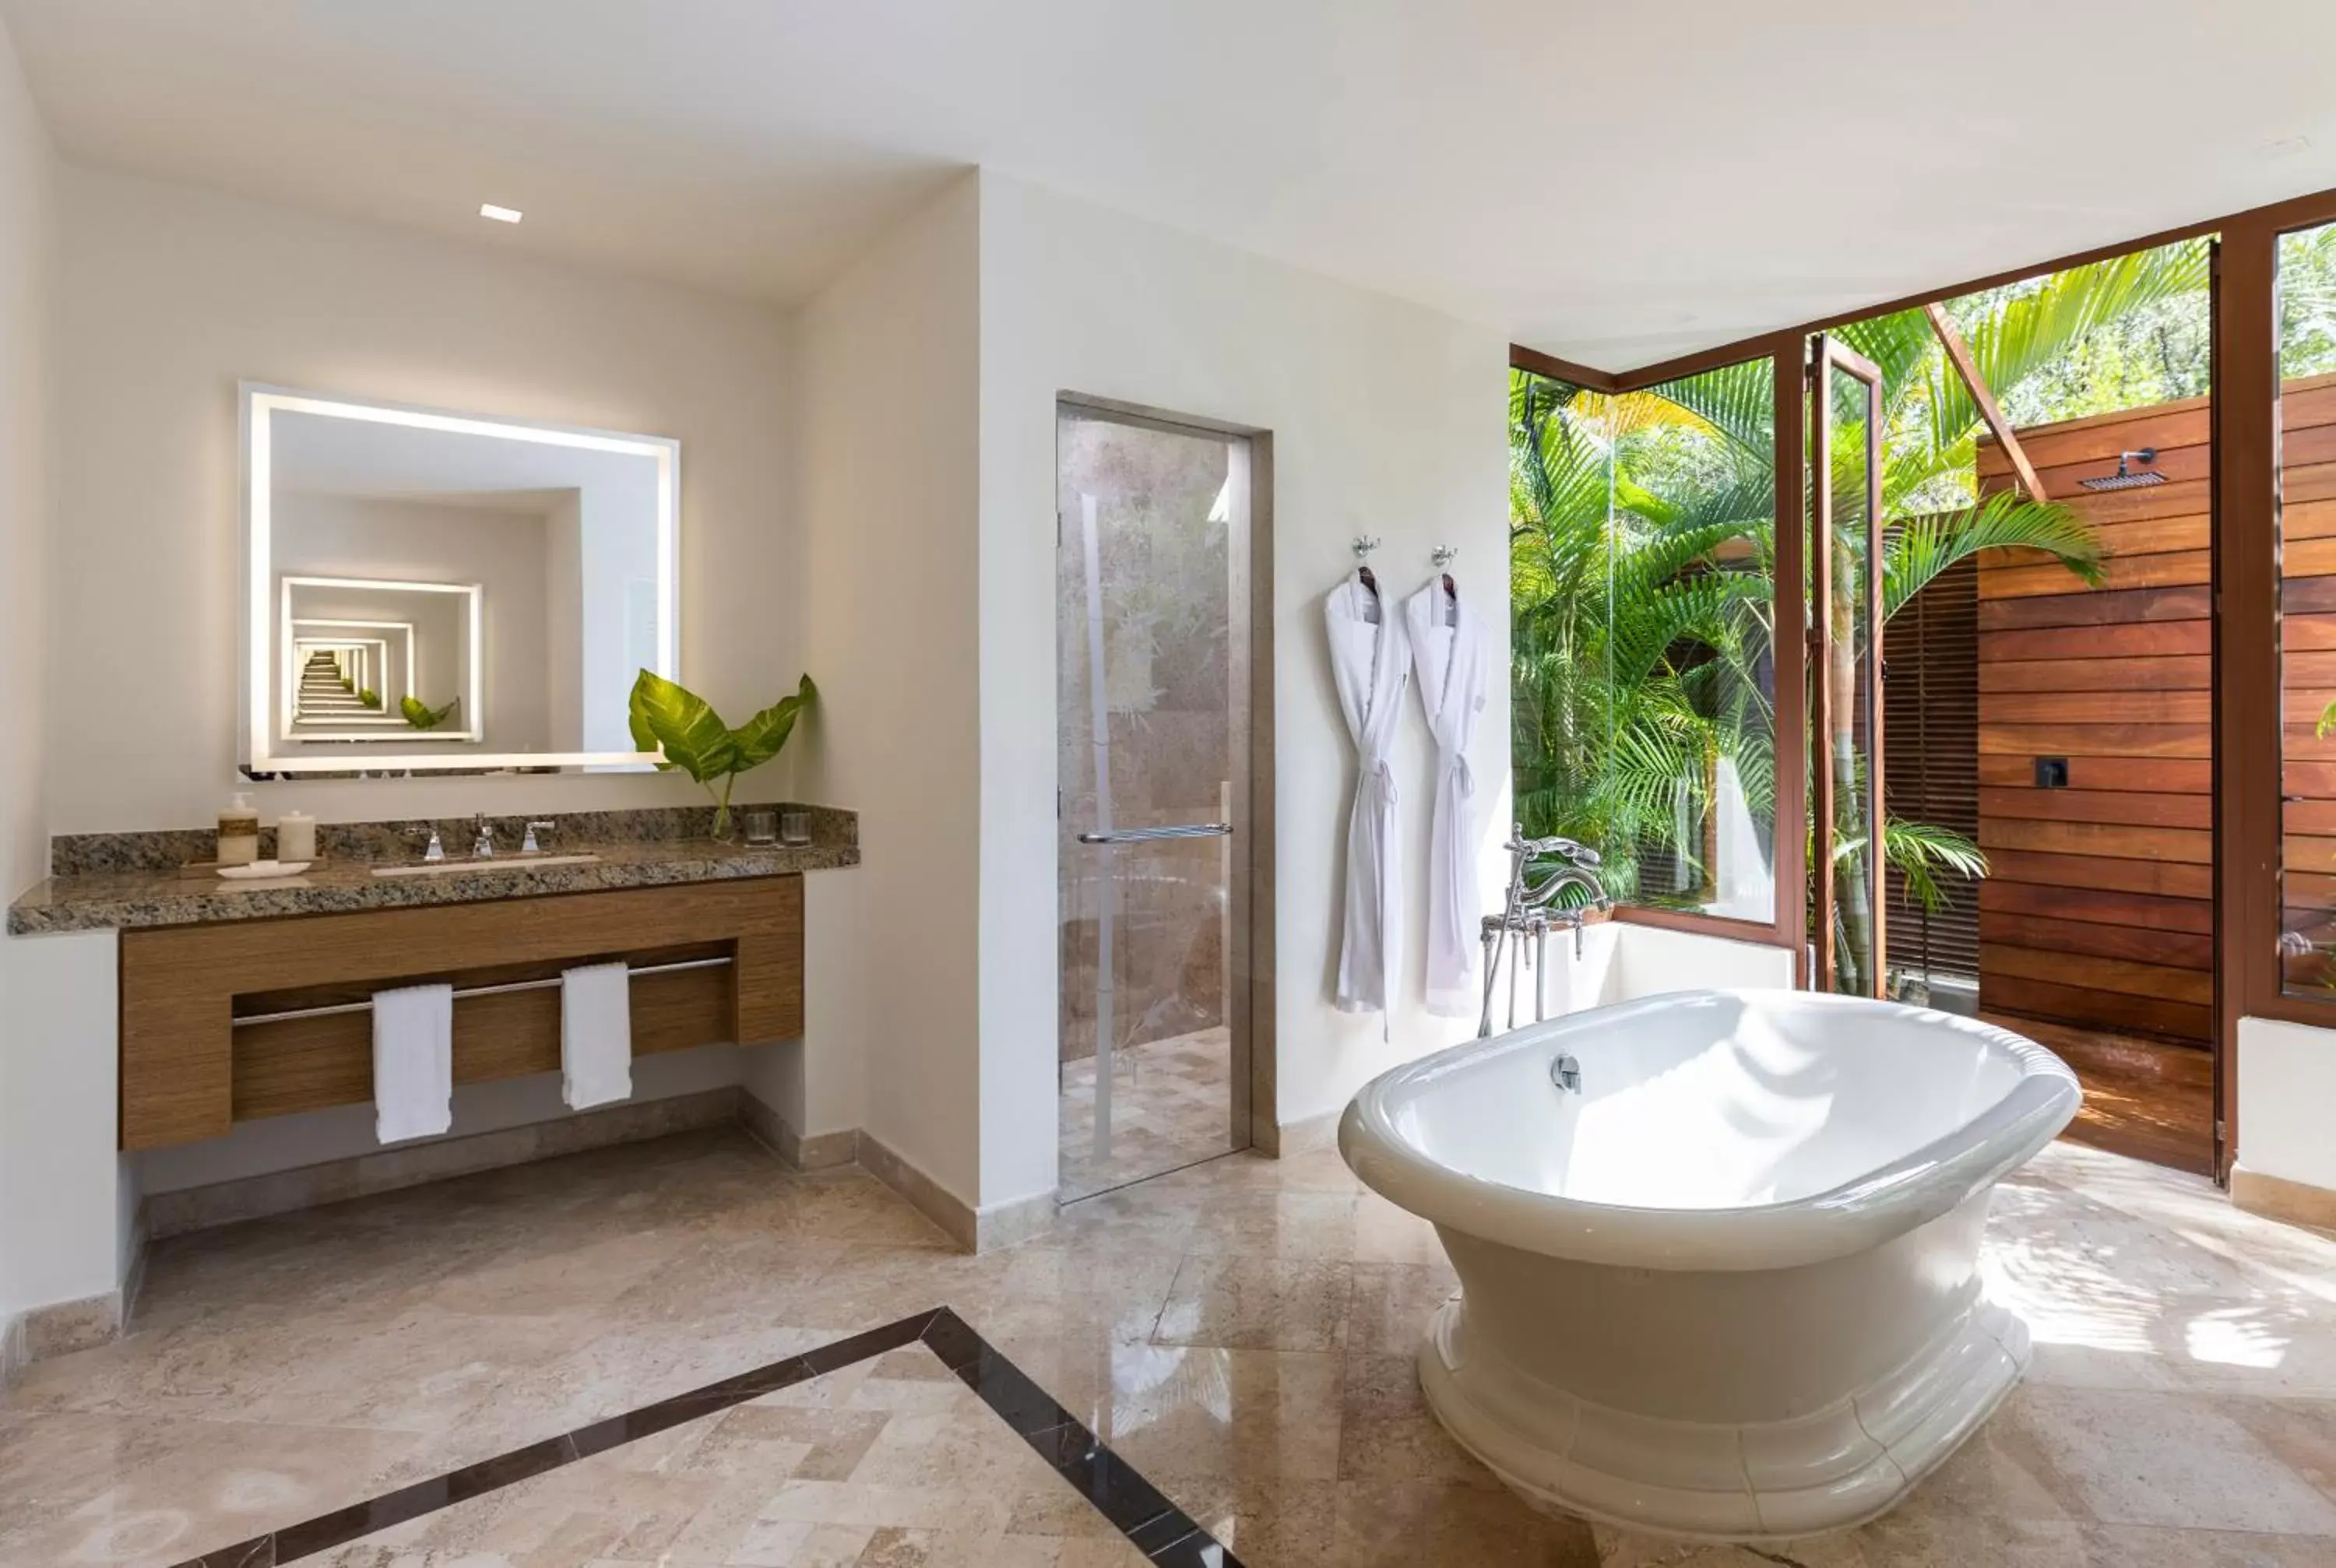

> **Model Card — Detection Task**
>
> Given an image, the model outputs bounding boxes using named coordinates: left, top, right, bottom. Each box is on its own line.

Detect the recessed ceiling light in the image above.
left=479, top=203, right=522, bottom=223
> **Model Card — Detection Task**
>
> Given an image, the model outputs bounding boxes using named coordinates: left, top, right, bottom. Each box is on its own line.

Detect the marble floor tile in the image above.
left=1149, top=1254, right=1352, bottom=1353
left=1180, top=1189, right=1362, bottom=1261
left=1343, top=1261, right=1458, bottom=1363
left=1332, top=1480, right=1600, bottom=1566
left=1059, top=1028, right=1239, bottom=1202
left=2215, top=1396, right=2336, bottom=1504
left=1085, top=1344, right=1344, bottom=1480
left=2073, top=1523, right=2336, bottom=1566
left=0, top=1412, right=431, bottom=1566
left=2011, top=1383, right=2336, bottom=1534
left=1336, top=1352, right=1502, bottom=1489
left=299, top=1340, right=1149, bottom=1568
left=1594, top=1524, right=1872, bottom=1566
left=1351, top=1191, right=1451, bottom=1267
left=10, top=1123, right=2336, bottom=1566
left=1131, top=1474, right=1339, bottom=1568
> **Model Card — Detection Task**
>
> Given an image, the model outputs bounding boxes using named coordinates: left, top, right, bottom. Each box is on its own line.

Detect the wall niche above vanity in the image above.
left=243, top=385, right=681, bottom=775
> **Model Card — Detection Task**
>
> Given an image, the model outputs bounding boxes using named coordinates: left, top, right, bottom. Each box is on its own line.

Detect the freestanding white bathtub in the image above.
left=1338, top=989, right=2081, bottom=1540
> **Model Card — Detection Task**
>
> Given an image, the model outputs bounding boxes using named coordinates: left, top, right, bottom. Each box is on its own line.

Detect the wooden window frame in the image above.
left=1810, top=337, right=1888, bottom=997
left=2218, top=192, right=2336, bottom=1034
left=1511, top=339, right=1808, bottom=962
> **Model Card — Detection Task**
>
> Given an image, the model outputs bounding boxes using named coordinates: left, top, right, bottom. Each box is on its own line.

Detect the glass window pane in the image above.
left=2278, top=221, right=2336, bottom=997
left=1508, top=361, right=1778, bottom=919
left=1824, top=361, right=1879, bottom=994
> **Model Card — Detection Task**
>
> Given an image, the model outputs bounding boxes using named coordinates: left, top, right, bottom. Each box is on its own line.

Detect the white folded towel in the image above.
left=371, top=983, right=453, bottom=1144
left=561, top=962, right=634, bottom=1110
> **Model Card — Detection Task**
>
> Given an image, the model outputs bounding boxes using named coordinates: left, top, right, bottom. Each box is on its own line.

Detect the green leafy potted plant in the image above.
left=628, top=670, right=817, bottom=841
left=401, top=695, right=459, bottom=730
left=358, top=687, right=381, bottom=709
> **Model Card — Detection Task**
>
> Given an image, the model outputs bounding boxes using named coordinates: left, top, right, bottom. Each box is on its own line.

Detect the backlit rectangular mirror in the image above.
left=243, top=385, right=680, bottom=774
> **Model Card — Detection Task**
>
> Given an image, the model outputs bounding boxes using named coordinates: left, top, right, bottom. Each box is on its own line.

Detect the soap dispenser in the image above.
left=217, top=792, right=260, bottom=867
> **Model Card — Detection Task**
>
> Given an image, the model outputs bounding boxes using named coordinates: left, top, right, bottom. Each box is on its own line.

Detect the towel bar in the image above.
left=230, top=955, right=734, bottom=1028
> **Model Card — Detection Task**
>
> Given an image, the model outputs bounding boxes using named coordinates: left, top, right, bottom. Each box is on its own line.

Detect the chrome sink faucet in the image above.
left=472, top=814, right=494, bottom=858
left=522, top=820, right=554, bottom=854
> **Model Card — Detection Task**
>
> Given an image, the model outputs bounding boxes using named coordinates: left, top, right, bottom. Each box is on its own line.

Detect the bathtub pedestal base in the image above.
left=1418, top=1292, right=2033, bottom=1542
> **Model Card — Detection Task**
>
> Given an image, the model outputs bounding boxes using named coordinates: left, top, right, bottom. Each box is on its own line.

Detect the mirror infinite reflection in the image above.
left=247, top=388, right=678, bottom=773
left=283, top=578, right=471, bottom=739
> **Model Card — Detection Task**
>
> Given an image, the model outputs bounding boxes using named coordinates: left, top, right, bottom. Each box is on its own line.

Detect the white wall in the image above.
left=49, top=163, right=800, bottom=833
left=0, top=933, right=121, bottom=1319
left=2237, top=1016, right=2336, bottom=1194
left=1543, top=922, right=1799, bottom=1018
left=790, top=174, right=980, bottom=1198
left=0, top=9, right=56, bottom=1328
left=976, top=171, right=1511, bottom=1209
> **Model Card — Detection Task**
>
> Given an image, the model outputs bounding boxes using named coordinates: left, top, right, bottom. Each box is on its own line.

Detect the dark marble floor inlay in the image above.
left=166, top=1306, right=1244, bottom=1567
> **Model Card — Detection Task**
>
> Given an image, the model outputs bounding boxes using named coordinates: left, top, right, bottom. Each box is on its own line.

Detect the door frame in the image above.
left=1054, top=395, right=1279, bottom=1183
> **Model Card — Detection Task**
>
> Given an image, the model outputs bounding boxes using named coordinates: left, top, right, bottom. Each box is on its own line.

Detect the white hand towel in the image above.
left=561, top=962, right=634, bottom=1110
left=371, top=983, right=453, bottom=1144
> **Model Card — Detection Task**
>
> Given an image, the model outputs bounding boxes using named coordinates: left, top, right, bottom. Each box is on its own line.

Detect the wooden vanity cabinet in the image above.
left=118, top=877, right=804, bottom=1149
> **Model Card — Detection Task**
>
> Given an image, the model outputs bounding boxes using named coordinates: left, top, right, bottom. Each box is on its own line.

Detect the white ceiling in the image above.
left=10, top=1, right=2336, bottom=370
left=273, top=407, right=656, bottom=506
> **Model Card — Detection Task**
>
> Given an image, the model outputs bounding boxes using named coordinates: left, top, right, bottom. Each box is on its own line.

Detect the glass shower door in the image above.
left=1057, top=403, right=1251, bottom=1201
left=1810, top=337, right=1887, bottom=996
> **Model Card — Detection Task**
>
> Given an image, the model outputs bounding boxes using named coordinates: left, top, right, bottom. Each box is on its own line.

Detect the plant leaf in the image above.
left=730, top=673, right=816, bottom=771
left=628, top=670, right=738, bottom=782
left=1885, top=490, right=2104, bottom=618
left=627, top=673, right=667, bottom=764
left=400, top=694, right=457, bottom=730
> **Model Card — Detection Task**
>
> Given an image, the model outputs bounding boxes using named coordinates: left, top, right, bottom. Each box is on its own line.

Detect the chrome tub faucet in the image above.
left=1479, top=828, right=1613, bottom=1039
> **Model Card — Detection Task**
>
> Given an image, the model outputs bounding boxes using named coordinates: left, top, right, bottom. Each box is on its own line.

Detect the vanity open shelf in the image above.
left=119, top=876, right=804, bottom=1149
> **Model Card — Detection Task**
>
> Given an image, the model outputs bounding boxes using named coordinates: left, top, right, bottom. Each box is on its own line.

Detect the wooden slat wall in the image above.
left=1969, top=380, right=2336, bottom=1040
left=1884, top=554, right=1980, bottom=980
left=2282, top=381, right=2336, bottom=986
left=1975, top=382, right=2271, bottom=1044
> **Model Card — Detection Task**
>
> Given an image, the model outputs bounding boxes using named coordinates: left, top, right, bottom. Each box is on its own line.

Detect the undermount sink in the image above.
left=371, top=853, right=603, bottom=878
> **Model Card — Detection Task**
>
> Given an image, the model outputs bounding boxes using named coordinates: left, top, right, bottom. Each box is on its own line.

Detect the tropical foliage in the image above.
left=1511, top=241, right=2214, bottom=986
left=628, top=670, right=818, bottom=838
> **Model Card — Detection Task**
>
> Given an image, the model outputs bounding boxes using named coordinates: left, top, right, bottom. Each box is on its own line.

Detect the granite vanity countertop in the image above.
left=7, top=834, right=859, bottom=935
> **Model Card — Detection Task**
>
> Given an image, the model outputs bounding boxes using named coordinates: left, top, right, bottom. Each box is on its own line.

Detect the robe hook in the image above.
left=1432, top=545, right=1458, bottom=569
left=1352, top=534, right=1381, bottom=560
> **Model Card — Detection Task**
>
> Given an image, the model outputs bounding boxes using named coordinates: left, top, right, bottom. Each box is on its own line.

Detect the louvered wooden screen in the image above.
left=1884, top=550, right=1981, bottom=981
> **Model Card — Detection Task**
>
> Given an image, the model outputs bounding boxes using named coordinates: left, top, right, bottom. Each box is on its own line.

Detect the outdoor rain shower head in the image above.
left=2077, top=448, right=2167, bottom=491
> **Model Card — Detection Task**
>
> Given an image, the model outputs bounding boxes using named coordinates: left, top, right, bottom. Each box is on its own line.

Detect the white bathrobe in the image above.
left=1405, top=578, right=1488, bottom=1018
left=1328, top=571, right=1411, bottom=1016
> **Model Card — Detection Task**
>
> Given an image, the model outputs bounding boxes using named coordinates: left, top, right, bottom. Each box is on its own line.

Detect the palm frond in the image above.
left=1936, top=243, right=2211, bottom=455
left=1885, top=490, right=2104, bottom=620
left=1635, top=359, right=1775, bottom=460
left=1878, top=818, right=1988, bottom=916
